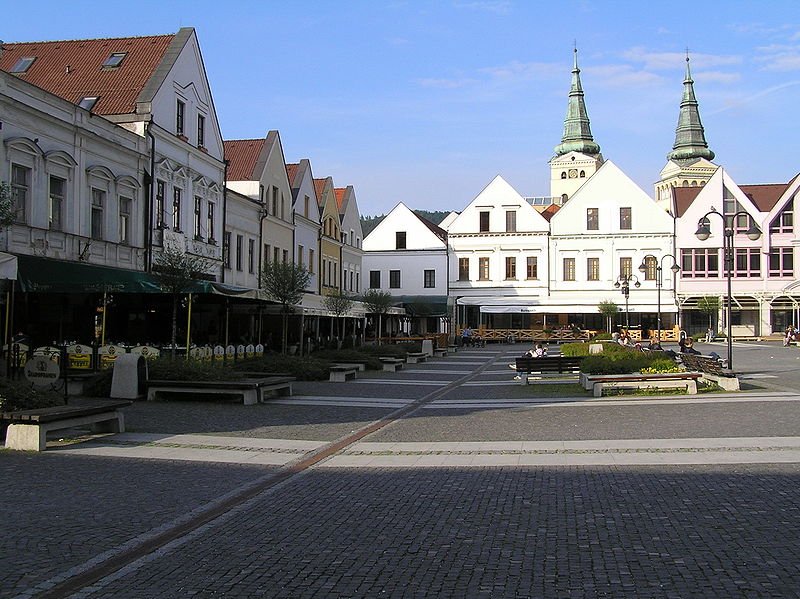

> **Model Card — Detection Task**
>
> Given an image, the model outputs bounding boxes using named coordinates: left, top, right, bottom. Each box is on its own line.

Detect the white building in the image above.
left=287, top=159, right=321, bottom=294
left=336, top=185, right=364, bottom=295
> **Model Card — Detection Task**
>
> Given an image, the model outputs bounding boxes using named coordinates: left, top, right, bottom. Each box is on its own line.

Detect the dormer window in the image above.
left=78, top=96, right=99, bottom=111
left=10, top=57, right=36, bottom=73
left=102, top=52, right=127, bottom=68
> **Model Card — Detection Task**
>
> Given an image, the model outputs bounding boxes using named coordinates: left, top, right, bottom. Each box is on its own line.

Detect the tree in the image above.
left=260, top=261, right=311, bottom=354
left=0, top=182, right=16, bottom=228
left=323, top=289, right=355, bottom=344
left=697, top=295, right=721, bottom=333
left=598, top=300, right=619, bottom=333
left=361, top=289, right=393, bottom=344
left=152, top=247, right=214, bottom=357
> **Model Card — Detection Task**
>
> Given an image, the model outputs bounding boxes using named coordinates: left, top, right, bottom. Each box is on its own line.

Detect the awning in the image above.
left=394, top=295, right=448, bottom=317
left=479, top=304, right=678, bottom=314
left=16, top=255, right=163, bottom=293
left=0, top=252, right=18, bottom=280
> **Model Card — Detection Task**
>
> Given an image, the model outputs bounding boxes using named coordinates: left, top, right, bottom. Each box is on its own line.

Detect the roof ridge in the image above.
left=5, top=33, right=175, bottom=45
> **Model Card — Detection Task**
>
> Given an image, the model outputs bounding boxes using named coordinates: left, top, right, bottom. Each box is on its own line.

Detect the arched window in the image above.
left=560, top=172, right=567, bottom=179
left=691, top=181, right=697, bottom=186
left=579, top=170, right=585, bottom=178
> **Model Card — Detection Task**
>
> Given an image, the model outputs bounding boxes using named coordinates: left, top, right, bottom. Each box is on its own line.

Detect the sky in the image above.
left=3, top=1, right=800, bottom=216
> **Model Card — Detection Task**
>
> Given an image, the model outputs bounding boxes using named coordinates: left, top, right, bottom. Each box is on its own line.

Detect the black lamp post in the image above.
left=639, top=254, right=680, bottom=343
left=614, top=274, right=641, bottom=329
left=694, top=207, right=762, bottom=370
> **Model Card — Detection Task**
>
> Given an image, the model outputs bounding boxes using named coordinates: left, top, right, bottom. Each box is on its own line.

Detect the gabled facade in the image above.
left=363, top=202, right=448, bottom=333
left=287, top=160, right=321, bottom=293
left=222, top=188, right=263, bottom=290
left=224, top=131, right=294, bottom=279
left=674, top=168, right=800, bottom=335
left=445, top=175, right=550, bottom=328
left=336, top=186, right=364, bottom=295
left=315, top=177, right=342, bottom=295
left=550, top=160, right=676, bottom=330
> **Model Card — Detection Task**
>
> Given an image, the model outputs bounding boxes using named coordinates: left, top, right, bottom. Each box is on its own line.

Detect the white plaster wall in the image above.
left=363, top=202, right=445, bottom=251
left=362, top=249, right=448, bottom=296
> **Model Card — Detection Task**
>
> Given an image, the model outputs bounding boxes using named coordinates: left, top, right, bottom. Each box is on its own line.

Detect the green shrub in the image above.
left=311, top=349, right=382, bottom=370
left=592, top=333, right=612, bottom=341
left=235, top=355, right=330, bottom=380
left=357, top=344, right=412, bottom=358
left=561, top=343, right=589, bottom=357
left=148, top=358, right=245, bottom=382
left=0, top=379, right=64, bottom=412
left=640, top=358, right=683, bottom=374
left=580, top=349, right=670, bottom=375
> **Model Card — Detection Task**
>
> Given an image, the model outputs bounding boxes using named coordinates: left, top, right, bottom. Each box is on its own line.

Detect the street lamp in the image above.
left=694, top=207, right=762, bottom=370
left=639, top=254, right=680, bottom=344
left=614, top=274, right=641, bottom=329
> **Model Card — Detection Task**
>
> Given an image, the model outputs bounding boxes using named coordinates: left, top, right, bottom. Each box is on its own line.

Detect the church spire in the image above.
left=554, top=47, right=601, bottom=157
left=667, top=54, right=715, bottom=162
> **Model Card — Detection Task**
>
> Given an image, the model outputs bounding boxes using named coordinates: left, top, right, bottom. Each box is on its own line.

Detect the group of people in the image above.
left=460, top=327, right=484, bottom=347
left=785, top=325, right=798, bottom=347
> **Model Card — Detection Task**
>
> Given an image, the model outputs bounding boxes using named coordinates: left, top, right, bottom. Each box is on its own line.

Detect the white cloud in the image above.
left=452, top=0, right=511, bottom=14
left=755, top=43, right=800, bottom=71
left=622, top=47, right=742, bottom=70
left=584, top=64, right=663, bottom=88
left=707, top=80, right=800, bottom=115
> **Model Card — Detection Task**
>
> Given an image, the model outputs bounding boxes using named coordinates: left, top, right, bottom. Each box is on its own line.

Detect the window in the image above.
left=723, top=186, right=749, bottom=232
left=264, top=244, right=271, bottom=264
left=197, top=115, right=205, bottom=147
left=223, top=232, right=231, bottom=268
left=619, top=207, right=632, bottom=230
left=283, top=249, right=289, bottom=264
left=309, top=249, right=315, bottom=273
left=351, top=271, right=355, bottom=291
left=11, top=164, right=30, bottom=222
left=396, top=231, right=407, bottom=249
left=370, top=270, right=381, bottom=289
left=479, top=211, right=490, bottom=232
left=207, top=202, right=216, bottom=242
left=259, top=185, right=265, bottom=204
left=769, top=247, right=793, bottom=277
left=586, top=208, right=599, bottom=230
left=176, top=100, right=185, bottom=136
left=619, top=257, right=632, bottom=278
left=771, top=204, right=794, bottom=233
left=735, top=248, right=760, bottom=278
left=458, top=257, right=470, bottom=281
left=643, top=255, right=657, bottom=281
left=273, top=247, right=280, bottom=264
left=156, top=180, right=166, bottom=227
left=78, top=96, right=99, bottom=111
left=680, top=248, right=720, bottom=278
left=561, top=172, right=567, bottom=180
left=10, top=57, right=36, bottom=73
left=48, top=176, right=65, bottom=231
left=304, top=195, right=310, bottom=217
left=390, top=270, right=401, bottom=288
left=272, top=186, right=279, bottom=218
left=526, top=256, right=538, bottom=280
left=236, top=235, right=243, bottom=271
left=587, top=257, right=599, bottom=281
left=579, top=170, right=586, bottom=178
left=563, top=257, right=576, bottom=281
left=297, top=245, right=304, bottom=267
left=505, top=256, right=517, bottom=280
left=194, top=197, right=203, bottom=239
left=119, top=197, right=132, bottom=245
left=172, top=188, right=182, bottom=231
left=478, top=257, right=490, bottom=280
left=322, top=259, right=327, bottom=285
left=91, top=188, right=105, bottom=240
left=356, top=272, right=360, bottom=292
left=247, top=239, right=255, bottom=273
left=102, top=52, right=127, bottom=67
left=505, top=210, right=516, bottom=233
left=424, top=269, right=435, bottom=288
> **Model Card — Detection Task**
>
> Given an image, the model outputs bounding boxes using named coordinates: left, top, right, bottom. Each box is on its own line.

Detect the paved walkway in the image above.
left=3, top=342, right=800, bottom=598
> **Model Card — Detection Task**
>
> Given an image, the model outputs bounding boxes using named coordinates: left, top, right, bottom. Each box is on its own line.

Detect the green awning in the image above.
left=394, top=295, right=449, bottom=317
left=16, top=255, right=163, bottom=293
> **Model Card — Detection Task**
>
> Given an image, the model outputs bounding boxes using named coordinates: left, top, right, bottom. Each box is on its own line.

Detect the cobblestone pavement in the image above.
left=74, top=465, right=800, bottom=598
left=3, top=342, right=800, bottom=597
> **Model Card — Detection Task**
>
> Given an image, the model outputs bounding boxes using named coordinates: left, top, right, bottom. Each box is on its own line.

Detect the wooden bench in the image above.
left=406, top=352, right=428, bottom=364
left=587, top=372, right=702, bottom=397
left=514, top=356, right=582, bottom=384
left=379, top=357, right=405, bottom=372
left=2, top=400, right=132, bottom=451
left=329, top=365, right=359, bottom=382
left=146, top=377, right=294, bottom=405
left=433, top=348, right=447, bottom=357
left=679, top=353, right=739, bottom=390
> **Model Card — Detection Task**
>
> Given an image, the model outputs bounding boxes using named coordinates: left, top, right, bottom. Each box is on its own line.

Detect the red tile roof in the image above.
left=285, top=163, right=299, bottom=187
left=673, top=186, right=703, bottom=217
left=740, top=183, right=791, bottom=212
left=0, top=34, right=174, bottom=115
left=313, top=179, right=328, bottom=206
left=224, top=139, right=265, bottom=181
left=540, top=204, right=561, bottom=221
left=334, top=188, right=346, bottom=211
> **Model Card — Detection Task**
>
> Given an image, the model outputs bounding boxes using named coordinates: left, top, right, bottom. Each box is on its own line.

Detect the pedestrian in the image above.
left=461, top=326, right=473, bottom=347
left=705, top=327, right=714, bottom=343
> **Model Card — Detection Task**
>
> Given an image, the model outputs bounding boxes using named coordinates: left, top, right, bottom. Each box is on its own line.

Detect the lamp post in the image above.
left=614, top=274, right=641, bottom=329
left=639, top=254, right=680, bottom=343
left=694, top=207, right=762, bottom=370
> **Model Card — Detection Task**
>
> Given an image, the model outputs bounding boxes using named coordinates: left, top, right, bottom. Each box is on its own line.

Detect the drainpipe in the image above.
left=145, top=121, right=156, bottom=272
left=221, top=159, right=229, bottom=283
left=257, top=206, right=268, bottom=288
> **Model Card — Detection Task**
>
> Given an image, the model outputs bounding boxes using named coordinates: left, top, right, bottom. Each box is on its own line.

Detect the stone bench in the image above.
left=433, top=348, right=447, bottom=357
left=379, top=357, right=405, bottom=372
left=2, top=400, right=132, bottom=452
left=406, top=352, right=428, bottom=364
left=146, top=377, right=294, bottom=405
left=447, top=345, right=458, bottom=354
left=586, top=373, right=702, bottom=398
left=329, top=365, right=359, bottom=382
left=331, top=362, right=366, bottom=372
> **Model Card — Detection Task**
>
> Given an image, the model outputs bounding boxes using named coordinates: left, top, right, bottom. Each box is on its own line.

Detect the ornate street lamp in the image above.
left=614, top=274, right=641, bottom=329
left=694, top=207, right=762, bottom=369
left=639, top=255, right=680, bottom=343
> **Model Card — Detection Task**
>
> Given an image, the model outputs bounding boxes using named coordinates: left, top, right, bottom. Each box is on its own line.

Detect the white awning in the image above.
left=479, top=303, right=677, bottom=314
